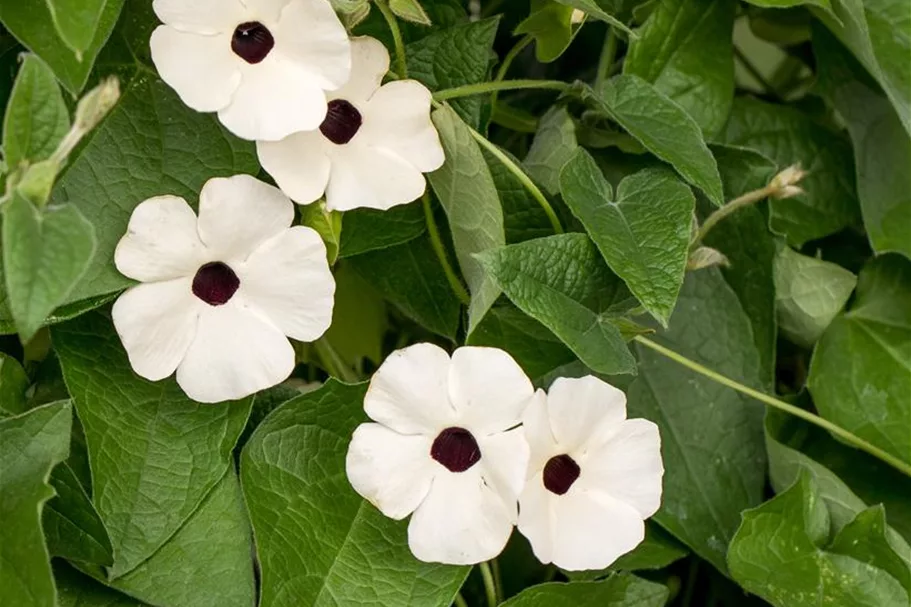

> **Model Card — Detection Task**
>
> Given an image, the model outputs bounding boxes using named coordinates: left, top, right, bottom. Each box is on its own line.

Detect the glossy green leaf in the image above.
left=514, top=1, right=576, bottom=63
left=486, top=148, right=556, bottom=244
left=560, top=148, right=694, bottom=325
left=53, top=310, right=253, bottom=577
left=54, top=562, right=148, bottom=607
left=578, top=77, right=724, bottom=205
left=478, top=233, right=637, bottom=375
left=240, top=380, right=470, bottom=607
left=389, top=0, right=431, bottom=25
left=0, top=352, right=29, bottom=415
left=717, top=97, right=861, bottom=246
left=44, top=462, right=113, bottom=566
left=2, top=192, right=97, bottom=342
left=0, top=401, right=72, bottom=607
left=808, top=254, right=911, bottom=467
left=2, top=54, right=69, bottom=171
left=500, top=575, right=668, bottom=607
left=45, top=0, right=116, bottom=57
left=624, top=0, right=736, bottom=137
left=523, top=106, right=578, bottom=196
left=629, top=268, right=766, bottom=574
left=428, top=105, right=505, bottom=332
left=300, top=202, right=342, bottom=266
left=338, top=203, right=425, bottom=258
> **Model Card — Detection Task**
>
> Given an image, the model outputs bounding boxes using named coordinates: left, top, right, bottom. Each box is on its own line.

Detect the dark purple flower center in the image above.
left=431, top=427, right=481, bottom=473
left=192, top=262, right=240, bottom=306
left=231, top=22, right=274, bottom=64
left=543, top=454, right=580, bottom=495
left=320, top=99, right=363, bottom=145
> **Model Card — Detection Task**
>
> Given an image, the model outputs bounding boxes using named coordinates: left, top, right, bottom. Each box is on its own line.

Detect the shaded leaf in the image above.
left=338, top=203, right=425, bottom=258
left=500, top=575, right=668, bottom=607
left=523, top=106, right=578, bottom=196
left=44, top=462, right=113, bottom=566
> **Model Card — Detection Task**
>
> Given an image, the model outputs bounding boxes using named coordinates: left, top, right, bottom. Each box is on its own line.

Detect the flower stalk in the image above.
left=376, top=0, right=408, bottom=79
left=479, top=561, right=499, bottom=607
left=434, top=79, right=569, bottom=102
left=422, top=194, right=471, bottom=305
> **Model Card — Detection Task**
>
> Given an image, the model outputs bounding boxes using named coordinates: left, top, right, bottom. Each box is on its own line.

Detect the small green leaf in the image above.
left=478, top=233, right=637, bottom=376
left=514, top=1, right=576, bottom=63
left=44, top=462, right=114, bottom=566
left=45, top=0, right=116, bottom=57
left=338, top=203, right=425, bottom=258
left=2, top=53, right=69, bottom=171
left=2, top=192, right=97, bottom=342
left=560, top=148, right=694, bottom=325
left=0, top=353, right=29, bottom=416
left=576, top=77, right=725, bottom=205
left=429, top=105, right=505, bottom=332
left=389, top=0, right=431, bottom=25
left=300, top=202, right=342, bottom=265
left=0, top=401, right=72, bottom=607
left=240, top=380, right=470, bottom=607
left=828, top=506, right=911, bottom=595
left=774, top=246, right=857, bottom=348
left=486, top=147, right=556, bottom=244
left=500, top=575, right=668, bottom=607
left=552, top=0, right=638, bottom=38
left=55, top=561, right=148, bottom=606
left=523, top=106, right=578, bottom=196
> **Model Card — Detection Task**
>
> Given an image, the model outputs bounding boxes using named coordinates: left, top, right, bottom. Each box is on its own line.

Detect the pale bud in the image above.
left=74, top=77, right=120, bottom=133
left=769, top=164, right=807, bottom=199
left=571, top=9, right=586, bottom=23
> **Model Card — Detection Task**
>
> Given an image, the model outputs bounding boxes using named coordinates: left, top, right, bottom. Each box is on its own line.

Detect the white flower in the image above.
left=257, top=36, right=445, bottom=212
left=345, top=343, right=534, bottom=565
left=150, top=0, right=351, bottom=141
left=518, top=376, right=664, bottom=571
left=112, top=174, right=335, bottom=404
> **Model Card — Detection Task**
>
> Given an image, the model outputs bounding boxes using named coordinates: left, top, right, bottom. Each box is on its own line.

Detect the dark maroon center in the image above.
left=543, top=454, right=581, bottom=495
left=231, top=22, right=274, bottom=64
left=320, top=99, right=363, bottom=145
left=192, top=262, right=240, bottom=306
left=431, top=427, right=481, bottom=473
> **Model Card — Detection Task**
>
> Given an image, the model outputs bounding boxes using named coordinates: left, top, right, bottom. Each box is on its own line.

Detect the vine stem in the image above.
left=376, top=0, right=407, bottom=79
left=313, top=338, right=358, bottom=383
left=434, top=79, right=569, bottom=101
left=454, top=593, right=469, bottom=607
left=694, top=185, right=774, bottom=245
left=479, top=561, right=499, bottom=607
left=495, top=35, right=533, bottom=83
left=422, top=193, right=471, bottom=305
left=594, top=26, right=617, bottom=92
left=633, top=335, right=911, bottom=477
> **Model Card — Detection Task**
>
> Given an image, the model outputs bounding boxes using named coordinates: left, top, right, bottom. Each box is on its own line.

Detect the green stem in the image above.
left=454, top=593, right=469, bottom=607
left=595, top=26, right=618, bottom=92
left=495, top=35, right=533, bottom=83
left=479, top=562, right=498, bottom=607
left=633, top=335, right=911, bottom=477
left=376, top=0, right=408, bottom=79
left=694, top=185, right=773, bottom=246
left=434, top=79, right=568, bottom=102
left=491, top=559, right=503, bottom=603
left=314, top=338, right=358, bottom=383
left=422, top=194, right=471, bottom=305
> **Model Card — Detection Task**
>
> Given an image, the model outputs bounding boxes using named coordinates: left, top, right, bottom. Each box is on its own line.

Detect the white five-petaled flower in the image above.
left=518, top=376, right=664, bottom=571
left=150, top=0, right=351, bottom=141
left=345, top=343, right=534, bottom=565
left=112, top=174, right=335, bottom=404
left=257, top=36, right=445, bottom=212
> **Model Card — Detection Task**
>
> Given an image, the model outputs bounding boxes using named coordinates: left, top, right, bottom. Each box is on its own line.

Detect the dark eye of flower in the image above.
left=431, top=427, right=481, bottom=473
left=320, top=99, right=363, bottom=145
left=543, top=454, right=581, bottom=495
left=192, top=262, right=240, bottom=306
left=231, top=22, right=274, bottom=64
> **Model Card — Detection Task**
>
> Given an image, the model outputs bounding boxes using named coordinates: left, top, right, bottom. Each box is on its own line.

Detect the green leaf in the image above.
left=0, top=401, right=72, bottom=607
left=560, top=148, right=694, bottom=325
left=2, top=54, right=69, bottom=171
left=45, top=0, right=115, bottom=57
left=389, top=0, right=431, bottom=25
left=717, top=97, right=861, bottom=246
left=629, top=268, right=766, bottom=574
left=338, top=203, right=425, bottom=258
left=523, top=106, right=578, bottom=196
left=729, top=473, right=909, bottom=606
left=51, top=77, right=258, bottom=307
left=742, top=0, right=832, bottom=10
left=566, top=524, right=688, bottom=579
left=0, top=352, right=29, bottom=415
left=577, top=77, right=724, bottom=205
left=478, top=233, right=637, bottom=375
left=499, top=575, right=668, bottom=607
left=624, top=0, right=736, bottom=137
left=774, top=246, right=857, bottom=348
left=552, top=0, right=638, bottom=38
left=2, top=192, right=97, bottom=342
left=429, top=105, right=504, bottom=332
left=808, top=254, right=911, bottom=467
left=347, top=233, right=462, bottom=340
left=240, top=380, right=470, bottom=607
left=322, top=263, right=388, bottom=367
left=514, top=1, right=576, bottom=63
left=813, top=0, right=911, bottom=136
left=828, top=507, right=911, bottom=595
left=485, top=148, right=556, bottom=244
left=52, top=310, right=253, bottom=577
left=55, top=562, right=148, bottom=607
left=300, top=202, right=342, bottom=265
left=813, top=24, right=911, bottom=260
left=44, top=462, right=114, bottom=566
left=406, top=18, right=500, bottom=128
left=0, top=0, right=124, bottom=94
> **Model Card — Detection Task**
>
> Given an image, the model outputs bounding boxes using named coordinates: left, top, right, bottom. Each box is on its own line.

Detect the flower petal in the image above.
left=324, top=144, right=428, bottom=212
left=448, top=347, right=534, bottom=436
left=272, top=0, right=351, bottom=92
left=521, top=389, right=556, bottom=474
left=238, top=226, right=335, bottom=342
left=346, top=423, right=435, bottom=520
left=112, top=278, right=201, bottom=381
left=175, top=302, right=294, bottom=403
left=114, top=195, right=206, bottom=282
left=219, top=56, right=329, bottom=141
left=363, top=343, right=455, bottom=435
left=580, top=419, right=664, bottom=518
left=256, top=131, right=331, bottom=205
left=477, top=427, right=530, bottom=507
left=546, top=376, right=627, bottom=452
left=362, top=80, right=444, bottom=172
left=240, top=0, right=290, bottom=24
left=150, top=27, right=241, bottom=112
left=408, top=467, right=516, bottom=565
left=196, top=174, right=293, bottom=260
left=515, top=479, right=555, bottom=565
left=329, top=36, right=388, bottom=105
left=153, top=0, right=245, bottom=34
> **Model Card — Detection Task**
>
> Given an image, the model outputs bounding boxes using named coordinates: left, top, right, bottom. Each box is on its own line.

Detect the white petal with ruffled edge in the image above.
left=150, top=28, right=241, bottom=112
left=546, top=375, right=628, bottom=451
left=153, top=0, right=245, bottom=34
left=329, top=36, right=389, bottom=105
left=272, top=0, right=350, bottom=91
left=325, top=144, right=428, bottom=212
left=477, top=428, right=530, bottom=506
left=346, top=423, right=435, bottom=520
left=256, top=131, right=331, bottom=205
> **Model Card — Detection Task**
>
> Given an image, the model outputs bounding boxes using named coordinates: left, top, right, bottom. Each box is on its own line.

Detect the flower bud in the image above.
left=769, top=164, right=807, bottom=199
